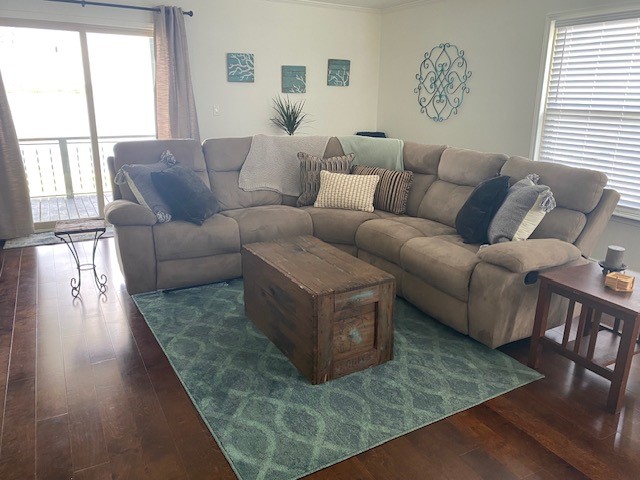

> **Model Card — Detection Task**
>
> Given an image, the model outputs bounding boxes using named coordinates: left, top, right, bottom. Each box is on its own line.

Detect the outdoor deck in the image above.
left=31, top=193, right=113, bottom=223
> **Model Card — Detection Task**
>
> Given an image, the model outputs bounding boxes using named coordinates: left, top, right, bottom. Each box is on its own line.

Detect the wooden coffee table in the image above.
left=528, top=262, right=640, bottom=413
left=242, top=236, right=395, bottom=384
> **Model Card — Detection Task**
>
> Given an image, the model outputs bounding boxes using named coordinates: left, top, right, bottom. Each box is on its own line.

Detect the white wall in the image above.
left=378, top=0, right=640, bottom=268
left=190, top=1, right=381, bottom=138
left=0, top=0, right=381, bottom=139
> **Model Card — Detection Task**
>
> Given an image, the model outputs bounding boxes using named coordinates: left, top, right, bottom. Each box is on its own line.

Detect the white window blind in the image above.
left=538, top=14, right=640, bottom=217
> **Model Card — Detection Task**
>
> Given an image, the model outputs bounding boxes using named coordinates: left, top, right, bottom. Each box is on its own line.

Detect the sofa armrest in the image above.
left=105, top=199, right=157, bottom=226
left=477, top=239, right=581, bottom=273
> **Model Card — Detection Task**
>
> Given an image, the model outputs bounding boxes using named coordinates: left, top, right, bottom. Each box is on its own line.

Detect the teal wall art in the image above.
left=227, top=53, right=254, bottom=83
left=282, top=65, right=306, bottom=93
left=414, top=43, right=471, bottom=122
left=327, top=59, right=350, bottom=86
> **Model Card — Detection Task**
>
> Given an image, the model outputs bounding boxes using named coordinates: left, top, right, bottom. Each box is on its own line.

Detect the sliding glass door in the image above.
left=0, top=23, right=155, bottom=228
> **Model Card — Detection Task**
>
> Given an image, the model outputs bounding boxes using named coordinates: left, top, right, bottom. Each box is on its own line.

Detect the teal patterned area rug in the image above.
left=133, top=279, right=542, bottom=480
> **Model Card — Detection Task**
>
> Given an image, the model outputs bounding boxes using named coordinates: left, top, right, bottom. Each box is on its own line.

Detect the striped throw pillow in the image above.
left=296, top=152, right=355, bottom=207
left=314, top=170, right=379, bottom=212
left=351, top=165, right=414, bottom=215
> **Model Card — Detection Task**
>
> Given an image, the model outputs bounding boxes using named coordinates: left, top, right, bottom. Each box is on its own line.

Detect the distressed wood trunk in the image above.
left=242, top=235, right=395, bottom=384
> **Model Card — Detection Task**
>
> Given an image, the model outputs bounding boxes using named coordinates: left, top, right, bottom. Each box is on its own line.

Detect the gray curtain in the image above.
left=154, top=6, right=200, bottom=142
left=0, top=70, right=33, bottom=240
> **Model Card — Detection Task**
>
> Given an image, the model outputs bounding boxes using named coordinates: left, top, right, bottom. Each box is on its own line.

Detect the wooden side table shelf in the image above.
left=528, top=262, right=640, bottom=413
left=54, top=219, right=108, bottom=298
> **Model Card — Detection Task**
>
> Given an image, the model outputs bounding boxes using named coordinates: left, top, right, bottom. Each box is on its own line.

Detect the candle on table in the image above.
left=604, top=245, right=625, bottom=270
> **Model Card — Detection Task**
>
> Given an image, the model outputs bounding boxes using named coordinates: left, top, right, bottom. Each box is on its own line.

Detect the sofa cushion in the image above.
left=352, top=165, right=413, bottom=215
left=417, top=148, right=508, bottom=228
left=406, top=173, right=438, bottom=217
left=301, top=207, right=377, bottom=245
left=314, top=171, right=379, bottom=213
left=385, top=216, right=457, bottom=237
left=211, top=171, right=282, bottom=211
left=356, top=219, right=424, bottom=265
left=436, top=234, right=482, bottom=254
left=530, top=208, right=587, bottom=244
left=221, top=205, right=312, bottom=244
left=153, top=214, right=240, bottom=262
left=151, top=165, right=220, bottom=225
left=400, top=236, right=481, bottom=302
left=418, top=180, right=474, bottom=227
left=438, top=148, right=508, bottom=187
left=203, top=136, right=252, bottom=172
left=403, top=143, right=446, bottom=217
left=297, top=152, right=354, bottom=207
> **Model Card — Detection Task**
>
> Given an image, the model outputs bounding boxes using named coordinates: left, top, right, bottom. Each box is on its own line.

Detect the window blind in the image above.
left=538, top=15, right=640, bottom=217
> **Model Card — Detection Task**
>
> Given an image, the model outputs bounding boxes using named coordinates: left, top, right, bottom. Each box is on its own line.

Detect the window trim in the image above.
left=531, top=5, right=640, bottom=223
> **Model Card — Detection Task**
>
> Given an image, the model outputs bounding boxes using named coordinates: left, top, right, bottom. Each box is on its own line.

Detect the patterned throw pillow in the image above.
left=314, top=170, right=379, bottom=213
left=487, top=174, right=557, bottom=244
left=297, top=152, right=355, bottom=207
left=114, top=150, right=177, bottom=223
left=351, top=165, right=414, bottom=215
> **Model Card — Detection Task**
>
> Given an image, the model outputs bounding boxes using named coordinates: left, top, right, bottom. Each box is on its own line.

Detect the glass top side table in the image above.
left=54, top=218, right=108, bottom=298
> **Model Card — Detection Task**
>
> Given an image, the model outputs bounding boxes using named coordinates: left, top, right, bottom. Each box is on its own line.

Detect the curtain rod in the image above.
left=44, top=0, right=194, bottom=17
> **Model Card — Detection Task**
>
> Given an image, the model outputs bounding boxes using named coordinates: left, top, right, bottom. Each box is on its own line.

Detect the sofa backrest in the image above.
left=111, top=139, right=208, bottom=202
left=402, top=142, right=447, bottom=217
left=500, top=156, right=608, bottom=244
left=202, top=137, right=283, bottom=211
left=416, top=147, right=508, bottom=227
left=202, top=136, right=347, bottom=211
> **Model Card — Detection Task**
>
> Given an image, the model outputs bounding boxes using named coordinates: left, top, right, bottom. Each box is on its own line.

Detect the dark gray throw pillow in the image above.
left=151, top=165, right=219, bottom=225
left=455, top=175, right=511, bottom=244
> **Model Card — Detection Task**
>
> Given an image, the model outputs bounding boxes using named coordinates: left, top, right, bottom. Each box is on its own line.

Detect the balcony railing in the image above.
left=19, top=134, right=155, bottom=199
left=19, top=135, right=155, bottom=224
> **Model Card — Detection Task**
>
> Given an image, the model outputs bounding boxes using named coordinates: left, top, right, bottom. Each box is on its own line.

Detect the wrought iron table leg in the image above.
left=91, top=230, right=108, bottom=294
left=55, top=230, right=108, bottom=297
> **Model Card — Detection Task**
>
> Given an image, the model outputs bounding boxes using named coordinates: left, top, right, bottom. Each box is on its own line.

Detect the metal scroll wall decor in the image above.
left=414, top=43, right=471, bottom=122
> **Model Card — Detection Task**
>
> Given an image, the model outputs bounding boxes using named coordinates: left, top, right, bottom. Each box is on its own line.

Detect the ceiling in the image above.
left=287, top=0, right=422, bottom=10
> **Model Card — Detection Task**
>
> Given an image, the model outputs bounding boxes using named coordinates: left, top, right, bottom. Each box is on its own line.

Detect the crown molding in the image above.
left=264, top=0, right=380, bottom=14
left=382, top=0, right=434, bottom=14
left=264, top=0, right=440, bottom=14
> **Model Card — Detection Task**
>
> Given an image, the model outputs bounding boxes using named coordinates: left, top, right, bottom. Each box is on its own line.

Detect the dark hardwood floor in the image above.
left=1, top=238, right=639, bottom=479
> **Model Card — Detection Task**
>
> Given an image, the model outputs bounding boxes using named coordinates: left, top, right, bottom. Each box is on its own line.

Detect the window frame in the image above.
left=531, top=5, right=640, bottom=222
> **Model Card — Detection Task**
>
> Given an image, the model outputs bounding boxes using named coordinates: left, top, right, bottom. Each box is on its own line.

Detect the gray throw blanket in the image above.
left=239, top=134, right=330, bottom=196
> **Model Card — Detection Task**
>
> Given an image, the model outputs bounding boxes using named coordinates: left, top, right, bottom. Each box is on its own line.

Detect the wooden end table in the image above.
left=528, top=262, right=640, bottom=413
left=54, top=219, right=108, bottom=298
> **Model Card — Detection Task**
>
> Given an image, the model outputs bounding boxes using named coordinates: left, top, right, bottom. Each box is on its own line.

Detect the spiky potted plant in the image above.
left=270, top=94, right=307, bottom=135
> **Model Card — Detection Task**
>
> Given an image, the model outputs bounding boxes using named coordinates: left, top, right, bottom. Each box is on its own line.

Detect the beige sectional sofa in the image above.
left=105, top=137, right=619, bottom=348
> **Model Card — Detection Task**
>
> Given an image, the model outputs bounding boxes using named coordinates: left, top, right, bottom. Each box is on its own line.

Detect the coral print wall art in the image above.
left=327, top=59, right=350, bottom=86
left=227, top=53, right=255, bottom=83
left=282, top=65, right=306, bottom=93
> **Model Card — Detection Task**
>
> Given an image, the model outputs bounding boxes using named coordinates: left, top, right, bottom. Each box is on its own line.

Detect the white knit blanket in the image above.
left=239, top=134, right=330, bottom=196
